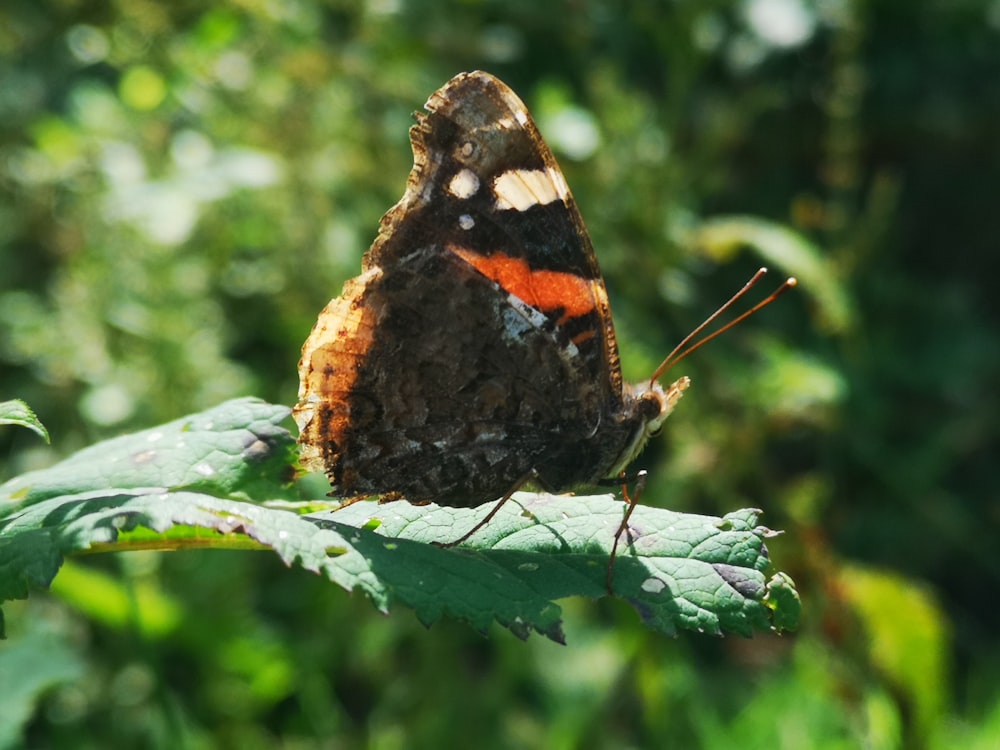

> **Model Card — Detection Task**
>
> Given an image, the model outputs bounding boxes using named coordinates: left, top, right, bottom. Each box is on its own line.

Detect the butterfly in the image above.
left=294, top=71, right=794, bottom=581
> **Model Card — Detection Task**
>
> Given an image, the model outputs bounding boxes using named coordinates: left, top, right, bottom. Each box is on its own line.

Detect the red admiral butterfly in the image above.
left=294, top=72, right=793, bottom=563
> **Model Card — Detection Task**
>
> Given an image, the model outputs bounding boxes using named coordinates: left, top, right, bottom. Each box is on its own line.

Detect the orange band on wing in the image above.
left=452, top=246, right=597, bottom=319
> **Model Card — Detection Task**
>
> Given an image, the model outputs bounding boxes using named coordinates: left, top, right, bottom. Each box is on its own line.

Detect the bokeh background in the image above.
left=2, top=1, right=998, bottom=748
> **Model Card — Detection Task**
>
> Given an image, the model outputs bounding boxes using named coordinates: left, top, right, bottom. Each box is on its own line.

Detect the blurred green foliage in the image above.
left=1, top=0, right=997, bottom=748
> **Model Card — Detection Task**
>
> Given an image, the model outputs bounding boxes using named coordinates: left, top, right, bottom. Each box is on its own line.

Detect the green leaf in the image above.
left=322, top=497, right=796, bottom=639
left=0, top=397, right=297, bottom=506
left=0, top=398, right=799, bottom=642
left=0, top=630, right=84, bottom=750
left=764, top=571, right=802, bottom=634
left=48, top=559, right=184, bottom=637
left=695, top=215, right=855, bottom=335
left=0, top=399, right=50, bottom=444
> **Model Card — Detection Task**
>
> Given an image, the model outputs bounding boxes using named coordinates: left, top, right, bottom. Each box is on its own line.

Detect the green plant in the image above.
left=1, top=398, right=799, bottom=644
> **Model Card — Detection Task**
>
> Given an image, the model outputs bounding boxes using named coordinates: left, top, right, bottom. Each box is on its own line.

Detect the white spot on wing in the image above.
left=458, top=214, right=475, bottom=230
left=493, top=168, right=569, bottom=211
left=501, top=293, right=579, bottom=358
left=447, top=168, right=480, bottom=199
left=549, top=168, right=570, bottom=203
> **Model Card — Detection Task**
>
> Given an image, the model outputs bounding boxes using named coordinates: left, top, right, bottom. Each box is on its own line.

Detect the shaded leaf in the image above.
left=0, top=630, right=84, bottom=750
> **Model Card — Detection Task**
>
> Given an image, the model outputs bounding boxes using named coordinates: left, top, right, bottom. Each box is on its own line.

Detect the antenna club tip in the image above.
left=787, top=277, right=799, bottom=287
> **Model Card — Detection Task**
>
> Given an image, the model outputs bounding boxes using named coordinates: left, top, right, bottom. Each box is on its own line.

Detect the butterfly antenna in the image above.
left=649, top=268, right=797, bottom=386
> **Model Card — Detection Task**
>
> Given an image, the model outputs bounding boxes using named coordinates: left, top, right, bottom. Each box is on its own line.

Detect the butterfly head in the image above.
left=606, top=375, right=690, bottom=478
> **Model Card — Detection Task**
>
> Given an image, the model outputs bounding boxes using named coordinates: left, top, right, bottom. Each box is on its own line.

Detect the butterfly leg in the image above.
left=606, top=469, right=648, bottom=595
left=434, top=469, right=539, bottom=548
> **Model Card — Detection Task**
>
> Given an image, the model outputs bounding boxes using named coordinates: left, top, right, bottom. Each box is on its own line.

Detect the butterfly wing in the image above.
left=296, top=72, right=636, bottom=506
